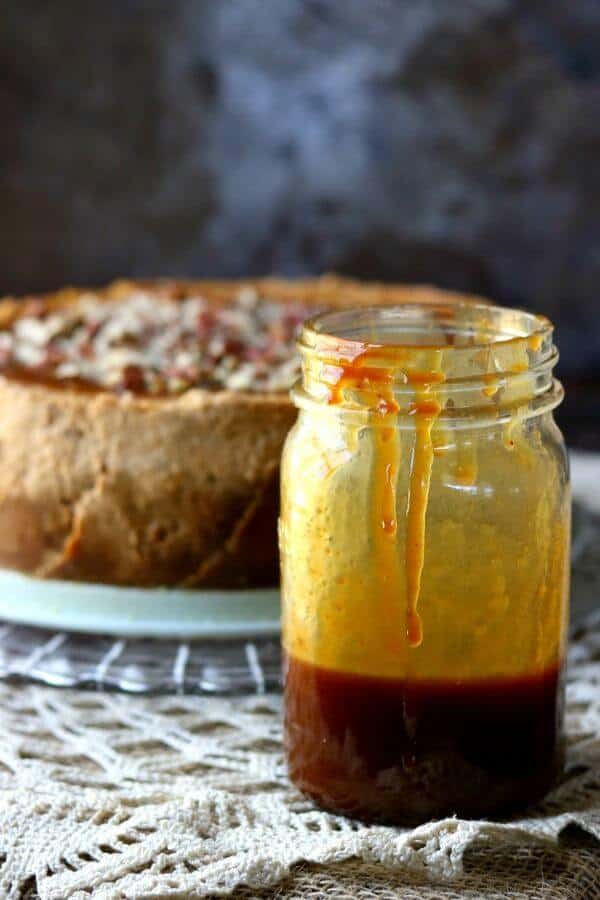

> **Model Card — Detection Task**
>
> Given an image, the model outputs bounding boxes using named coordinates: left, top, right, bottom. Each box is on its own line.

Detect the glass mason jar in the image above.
left=280, top=299, right=570, bottom=825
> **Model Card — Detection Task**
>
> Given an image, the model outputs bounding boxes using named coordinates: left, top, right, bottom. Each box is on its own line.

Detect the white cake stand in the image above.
left=0, top=568, right=280, bottom=638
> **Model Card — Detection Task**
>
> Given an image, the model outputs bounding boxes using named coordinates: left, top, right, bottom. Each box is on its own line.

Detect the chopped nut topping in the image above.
left=0, top=288, right=311, bottom=394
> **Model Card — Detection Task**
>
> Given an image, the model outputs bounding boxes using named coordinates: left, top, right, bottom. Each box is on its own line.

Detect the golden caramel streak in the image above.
left=328, top=350, right=445, bottom=651
left=405, top=396, right=441, bottom=647
left=370, top=418, right=404, bottom=652
left=328, top=352, right=404, bottom=649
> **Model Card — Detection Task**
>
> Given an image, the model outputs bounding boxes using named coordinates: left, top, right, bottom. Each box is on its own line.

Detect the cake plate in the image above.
left=0, top=569, right=280, bottom=638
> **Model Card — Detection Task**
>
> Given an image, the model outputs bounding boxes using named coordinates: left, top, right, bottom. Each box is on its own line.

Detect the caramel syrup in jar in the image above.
left=281, top=301, right=570, bottom=824
left=284, top=657, right=563, bottom=825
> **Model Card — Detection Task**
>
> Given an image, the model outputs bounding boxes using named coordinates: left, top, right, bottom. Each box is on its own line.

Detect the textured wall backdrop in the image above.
left=1, top=0, right=599, bottom=376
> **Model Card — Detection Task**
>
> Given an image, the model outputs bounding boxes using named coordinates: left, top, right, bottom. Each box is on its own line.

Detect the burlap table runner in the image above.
left=0, top=606, right=597, bottom=899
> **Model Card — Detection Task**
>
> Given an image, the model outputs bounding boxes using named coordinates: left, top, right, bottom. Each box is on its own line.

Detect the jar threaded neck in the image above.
left=295, top=301, right=561, bottom=421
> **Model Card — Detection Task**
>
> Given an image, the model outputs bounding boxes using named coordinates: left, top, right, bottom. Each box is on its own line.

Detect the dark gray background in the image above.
left=1, top=1, right=599, bottom=439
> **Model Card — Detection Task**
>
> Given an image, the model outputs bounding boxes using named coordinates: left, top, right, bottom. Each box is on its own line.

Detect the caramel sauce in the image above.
left=405, top=389, right=441, bottom=646
left=326, top=362, right=395, bottom=406
left=504, top=420, right=516, bottom=450
left=511, top=362, right=529, bottom=374
left=404, top=370, right=445, bottom=386
left=528, top=333, right=543, bottom=352
left=482, top=373, right=500, bottom=398
left=327, top=349, right=402, bottom=647
left=454, top=460, right=477, bottom=486
left=482, top=384, right=499, bottom=397
left=327, top=349, right=443, bottom=648
left=372, top=425, right=402, bottom=646
left=284, top=654, right=564, bottom=824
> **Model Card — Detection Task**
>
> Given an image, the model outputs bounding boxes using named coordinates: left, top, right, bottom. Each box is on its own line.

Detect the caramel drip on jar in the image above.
left=482, top=373, right=500, bottom=398
left=327, top=349, right=443, bottom=650
left=455, top=430, right=478, bottom=488
left=528, top=333, right=543, bottom=352
left=372, top=417, right=403, bottom=650
left=405, top=367, right=442, bottom=647
left=327, top=351, right=403, bottom=649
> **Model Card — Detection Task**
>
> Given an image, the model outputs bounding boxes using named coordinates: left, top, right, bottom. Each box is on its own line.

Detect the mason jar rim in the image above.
left=298, top=300, right=553, bottom=358
left=294, top=299, right=562, bottom=425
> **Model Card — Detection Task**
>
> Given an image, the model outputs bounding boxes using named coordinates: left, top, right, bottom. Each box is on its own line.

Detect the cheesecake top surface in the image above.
left=0, top=286, right=310, bottom=394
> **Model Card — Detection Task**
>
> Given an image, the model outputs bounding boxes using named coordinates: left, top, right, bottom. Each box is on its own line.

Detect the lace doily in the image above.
left=0, top=611, right=597, bottom=899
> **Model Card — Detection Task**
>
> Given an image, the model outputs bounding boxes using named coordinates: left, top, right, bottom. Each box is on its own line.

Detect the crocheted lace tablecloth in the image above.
left=0, top=609, right=597, bottom=899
